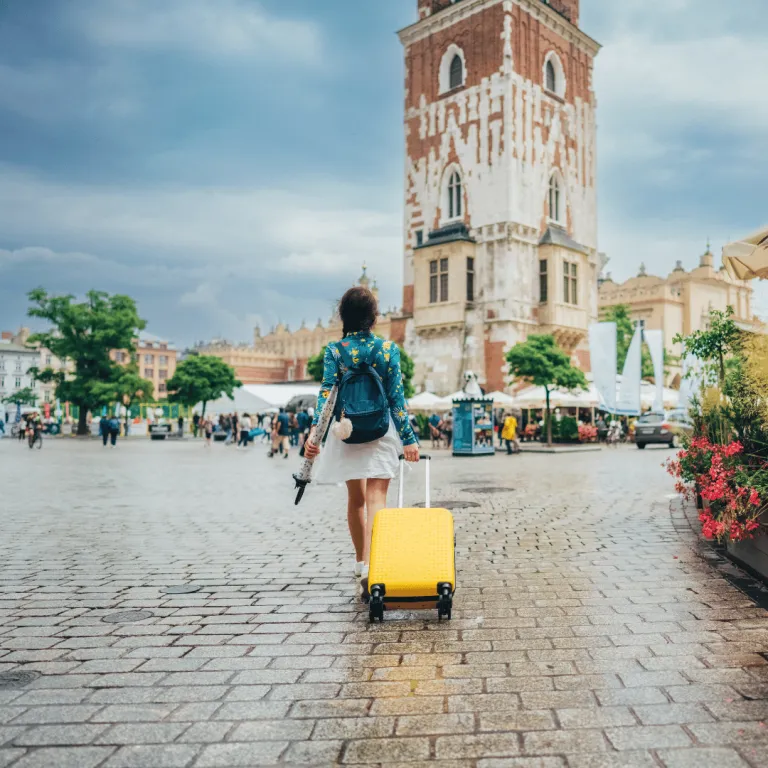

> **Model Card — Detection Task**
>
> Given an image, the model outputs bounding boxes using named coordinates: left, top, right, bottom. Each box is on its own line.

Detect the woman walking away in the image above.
left=239, top=413, right=252, bottom=448
left=501, top=411, right=519, bottom=455
left=304, top=286, right=419, bottom=588
left=203, top=417, right=213, bottom=448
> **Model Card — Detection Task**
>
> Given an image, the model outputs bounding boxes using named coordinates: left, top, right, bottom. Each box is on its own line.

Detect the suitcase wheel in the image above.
left=437, top=583, right=453, bottom=621
left=369, top=586, right=385, bottom=623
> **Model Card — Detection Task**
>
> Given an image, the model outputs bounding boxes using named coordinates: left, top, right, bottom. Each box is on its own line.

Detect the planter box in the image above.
left=728, top=535, right=768, bottom=582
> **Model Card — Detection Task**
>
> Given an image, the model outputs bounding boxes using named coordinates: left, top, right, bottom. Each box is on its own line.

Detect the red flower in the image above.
left=749, top=488, right=761, bottom=507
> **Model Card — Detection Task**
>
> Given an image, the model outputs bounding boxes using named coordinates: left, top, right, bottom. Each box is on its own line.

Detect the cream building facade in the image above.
left=598, top=246, right=759, bottom=386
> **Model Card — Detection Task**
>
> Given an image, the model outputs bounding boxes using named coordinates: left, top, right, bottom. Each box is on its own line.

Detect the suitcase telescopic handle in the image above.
left=397, top=454, right=431, bottom=509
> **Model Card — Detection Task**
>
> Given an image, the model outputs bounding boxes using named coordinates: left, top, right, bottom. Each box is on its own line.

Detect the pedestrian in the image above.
left=304, top=285, right=419, bottom=589
left=442, top=410, right=453, bottom=449
left=203, top=416, right=213, bottom=447
left=289, top=411, right=299, bottom=447
left=192, top=412, right=200, bottom=438
left=108, top=414, right=120, bottom=447
left=177, top=415, right=184, bottom=437
left=501, top=411, right=519, bottom=454
left=239, top=412, right=251, bottom=447
left=269, top=407, right=291, bottom=458
left=99, top=414, right=109, bottom=447
left=297, top=408, right=310, bottom=451
left=428, top=411, right=441, bottom=448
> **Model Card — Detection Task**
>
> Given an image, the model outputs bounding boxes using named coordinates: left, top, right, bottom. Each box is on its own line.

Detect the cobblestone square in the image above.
left=2, top=439, right=768, bottom=766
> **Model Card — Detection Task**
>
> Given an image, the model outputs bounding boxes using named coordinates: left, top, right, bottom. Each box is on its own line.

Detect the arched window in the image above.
left=439, top=45, right=466, bottom=94
left=548, top=173, right=561, bottom=222
left=543, top=52, right=566, bottom=98
left=449, top=54, right=464, bottom=90
left=448, top=171, right=462, bottom=220
left=546, top=60, right=556, bottom=93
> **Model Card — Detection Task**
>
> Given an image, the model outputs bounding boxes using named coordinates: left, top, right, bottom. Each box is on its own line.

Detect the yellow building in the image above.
left=598, top=245, right=759, bottom=385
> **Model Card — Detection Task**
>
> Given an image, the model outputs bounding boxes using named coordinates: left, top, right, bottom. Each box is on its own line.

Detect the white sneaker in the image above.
left=354, top=561, right=364, bottom=577
left=361, top=564, right=369, bottom=580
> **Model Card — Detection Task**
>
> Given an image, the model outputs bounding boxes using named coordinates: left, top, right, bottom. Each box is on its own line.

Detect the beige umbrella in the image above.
left=723, top=225, right=768, bottom=280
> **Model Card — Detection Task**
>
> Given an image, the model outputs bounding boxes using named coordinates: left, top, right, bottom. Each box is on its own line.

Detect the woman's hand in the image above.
left=403, top=443, right=420, bottom=463
left=304, top=429, right=320, bottom=459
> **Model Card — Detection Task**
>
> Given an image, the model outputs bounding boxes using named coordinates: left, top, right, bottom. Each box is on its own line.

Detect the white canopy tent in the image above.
left=486, top=391, right=517, bottom=408
left=198, top=383, right=320, bottom=416
left=640, top=381, right=680, bottom=411
left=513, top=385, right=599, bottom=409
left=407, top=391, right=452, bottom=412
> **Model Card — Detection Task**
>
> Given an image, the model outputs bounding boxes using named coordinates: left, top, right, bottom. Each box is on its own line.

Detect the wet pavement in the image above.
left=2, top=438, right=768, bottom=767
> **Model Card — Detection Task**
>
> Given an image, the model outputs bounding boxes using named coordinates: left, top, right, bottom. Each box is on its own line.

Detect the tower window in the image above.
left=548, top=173, right=561, bottom=222
left=563, top=261, right=578, bottom=305
left=449, top=54, right=464, bottom=89
left=415, top=229, right=423, bottom=247
left=447, top=171, right=462, bottom=220
left=430, top=258, right=449, bottom=303
left=466, top=257, right=475, bottom=302
left=546, top=60, right=556, bottom=93
left=539, top=260, right=548, bottom=303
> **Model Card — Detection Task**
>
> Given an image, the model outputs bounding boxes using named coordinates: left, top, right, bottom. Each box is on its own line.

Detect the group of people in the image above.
left=190, top=411, right=257, bottom=448
left=426, top=411, right=453, bottom=448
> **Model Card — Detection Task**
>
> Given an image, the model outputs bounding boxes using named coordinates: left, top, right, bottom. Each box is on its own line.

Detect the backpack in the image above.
left=334, top=342, right=390, bottom=445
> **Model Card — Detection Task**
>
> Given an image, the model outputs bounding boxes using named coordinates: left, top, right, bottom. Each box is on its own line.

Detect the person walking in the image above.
left=192, top=412, right=200, bottom=438
left=177, top=415, right=184, bottom=438
left=108, top=414, right=120, bottom=447
left=304, top=285, right=419, bottom=586
left=203, top=416, right=213, bottom=448
left=289, top=411, right=300, bottom=447
left=238, top=413, right=252, bottom=447
left=99, top=414, right=109, bottom=447
left=501, top=411, right=519, bottom=455
left=269, top=408, right=291, bottom=458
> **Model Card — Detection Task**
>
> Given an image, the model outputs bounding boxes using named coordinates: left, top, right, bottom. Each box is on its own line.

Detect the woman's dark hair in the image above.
left=339, top=286, right=378, bottom=336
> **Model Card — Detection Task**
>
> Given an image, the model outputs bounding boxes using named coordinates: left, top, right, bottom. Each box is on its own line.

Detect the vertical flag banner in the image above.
left=616, top=325, right=642, bottom=415
left=642, top=329, right=665, bottom=413
left=588, top=322, right=617, bottom=412
left=678, top=354, right=701, bottom=412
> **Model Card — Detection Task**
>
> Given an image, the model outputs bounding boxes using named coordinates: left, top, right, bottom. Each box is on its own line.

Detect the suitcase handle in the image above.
left=397, top=454, right=431, bottom=509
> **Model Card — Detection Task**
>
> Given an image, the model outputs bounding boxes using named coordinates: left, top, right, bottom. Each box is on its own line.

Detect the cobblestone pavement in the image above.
left=2, top=438, right=768, bottom=767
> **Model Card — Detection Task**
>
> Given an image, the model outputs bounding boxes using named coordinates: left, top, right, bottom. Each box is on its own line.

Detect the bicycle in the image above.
left=27, top=428, right=42, bottom=450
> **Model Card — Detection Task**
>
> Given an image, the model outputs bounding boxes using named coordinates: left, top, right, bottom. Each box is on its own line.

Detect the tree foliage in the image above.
left=166, top=355, right=241, bottom=416
left=26, top=289, right=146, bottom=434
left=307, top=341, right=415, bottom=399
left=1, top=386, right=37, bottom=406
left=506, top=334, right=588, bottom=446
left=90, top=357, right=154, bottom=419
left=674, top=306, right=741, bottom=387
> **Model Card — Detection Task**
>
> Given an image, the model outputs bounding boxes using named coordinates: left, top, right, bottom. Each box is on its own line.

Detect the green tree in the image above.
left=1, top=386, right=37, bottom=406
left=26, top=289, right=146, bottom=435
left=307, top=342, right=415, bottom=398
left=674, top=306, right=741, bottom=388
left=91, top=357, right=154, bottom=432
left=506, top=334, right=588, bottom=446
left=166, top=355, right=241, bottom=417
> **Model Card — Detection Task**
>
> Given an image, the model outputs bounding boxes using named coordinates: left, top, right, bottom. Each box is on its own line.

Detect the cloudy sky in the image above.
left=0, top=0, right=766, bottom=347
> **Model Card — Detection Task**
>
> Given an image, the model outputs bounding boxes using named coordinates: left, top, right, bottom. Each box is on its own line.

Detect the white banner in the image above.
left=616, top=326, right=642, bottom=415
left=678, top=354, right=702, bottom=412
left=643, top=329, right=665, bottom=413
left=588, top=322, right=617, bottom=412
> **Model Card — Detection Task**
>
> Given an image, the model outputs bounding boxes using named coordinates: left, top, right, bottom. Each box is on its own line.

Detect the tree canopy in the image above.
left=1, top=386, right=37, bottom=406
left=166, top=355, right=241, bottom=416
left=307, top=341, right=415, bottom=399
left=506, top=334, right=587, bottom=446
left=26, top=289, right=146, bottom=434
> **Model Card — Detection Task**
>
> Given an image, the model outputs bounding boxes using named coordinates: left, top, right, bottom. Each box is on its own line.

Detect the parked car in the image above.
left=635, top=410, right=693, bottom=449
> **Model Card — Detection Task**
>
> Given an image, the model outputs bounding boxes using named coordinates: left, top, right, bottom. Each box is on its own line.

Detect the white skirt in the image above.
left=314, top=417, right=402, bottom=485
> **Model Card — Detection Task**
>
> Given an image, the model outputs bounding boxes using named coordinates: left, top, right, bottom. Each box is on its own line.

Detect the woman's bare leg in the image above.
left=346, top=480, right=366, bottom=562
left=363, top=478, right=390, bottom=564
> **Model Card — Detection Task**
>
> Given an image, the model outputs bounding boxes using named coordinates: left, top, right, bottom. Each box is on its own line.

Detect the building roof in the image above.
left=0, top=341, right=37, bottom=354
left=538, top=225, right=590, bottom=255
left=416, top=222, right=475, bottom=249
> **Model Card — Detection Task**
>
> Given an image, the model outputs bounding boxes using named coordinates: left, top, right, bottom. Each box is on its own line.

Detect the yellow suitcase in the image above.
left=367, top=456, right=455, bottom=622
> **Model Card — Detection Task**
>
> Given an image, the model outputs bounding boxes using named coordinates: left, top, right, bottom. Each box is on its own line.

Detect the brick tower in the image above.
left=398, top=0, right=600, bottom=395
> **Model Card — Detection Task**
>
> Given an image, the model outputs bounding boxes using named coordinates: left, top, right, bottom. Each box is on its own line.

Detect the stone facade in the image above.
left=398, top=0, right=600, bottom=396
left=598, top=247, right=760, bottom=386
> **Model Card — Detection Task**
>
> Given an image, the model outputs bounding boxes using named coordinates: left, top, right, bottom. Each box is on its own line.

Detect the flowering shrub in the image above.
left=578, top=424, right=598, bottom=443
left=667, top=437, right=763, bottom=543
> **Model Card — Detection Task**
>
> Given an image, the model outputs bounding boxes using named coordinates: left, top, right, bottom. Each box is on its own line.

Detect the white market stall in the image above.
left=407, top=391, right=451, bottom=413
left=198, top=383, right=320, bottom=416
